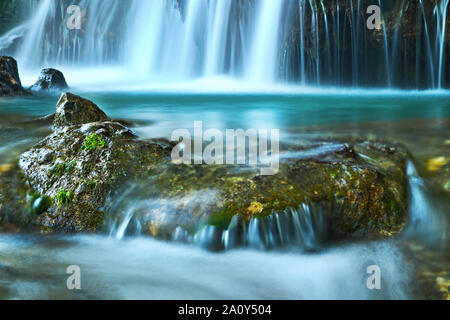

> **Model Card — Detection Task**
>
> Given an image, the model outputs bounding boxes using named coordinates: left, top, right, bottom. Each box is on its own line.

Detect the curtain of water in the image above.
left=0, top=0, right=449, bottom=88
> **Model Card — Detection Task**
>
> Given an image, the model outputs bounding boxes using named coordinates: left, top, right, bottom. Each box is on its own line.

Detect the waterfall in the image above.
left=438, top=0, right=450, bottom=88
left=298, top=0, right=306, bottom=84
left=204, top=0, right=232, bottom=76
left=16, top=0, right=53, bottom=69
left=125, top=0, right=167, bottom=77
left=246, top=0, right=284, bottom=82
left=405, top=161, right=448, bottom=245
left=190, top=203, right=328, bottom=252
left=378, top=0, right=392, bottom=87
left=0, top=0, right=449, bottom=89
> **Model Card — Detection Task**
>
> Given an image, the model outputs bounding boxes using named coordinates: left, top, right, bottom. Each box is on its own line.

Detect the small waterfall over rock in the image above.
left=149, top=203, right=328, bottom=252
left=1, top=0, right=449, bottom=88
left=105, top=176, right=329, bottom=252
left=405, top=161, right=448, bottom=245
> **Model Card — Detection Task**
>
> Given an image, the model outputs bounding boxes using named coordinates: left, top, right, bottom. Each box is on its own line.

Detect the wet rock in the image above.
left=53, top=92, right=109, bottom=128
left=0, top=56, right=29, bottom=96
left=0, top=164, right=36, bottom=232
left=18, top=93, right=172, bottom=232
left=107, top=139, right=410, bottom=242
left=30, top=68, right=69, bottom=92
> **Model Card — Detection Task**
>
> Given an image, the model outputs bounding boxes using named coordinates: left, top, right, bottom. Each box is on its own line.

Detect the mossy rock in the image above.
left=106, top=140, right=410, bottom=240
left=18, top=93, right=172, bottom=232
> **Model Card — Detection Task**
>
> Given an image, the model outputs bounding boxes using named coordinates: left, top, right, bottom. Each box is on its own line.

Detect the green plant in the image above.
left=65, top=159, right=77, bottom=173
left=55, top=187, right=72, bottom=207
left=81, top=133, right=106, bottom=152
left=49, top=162, right=65, bottom=177
left=49, top=159, right=77, bottom=177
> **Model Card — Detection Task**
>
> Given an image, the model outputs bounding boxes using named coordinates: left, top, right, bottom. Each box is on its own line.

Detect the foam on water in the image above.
left=17, top=67, right=450, bottom=95
left=0, top=234, right=412, bottom=299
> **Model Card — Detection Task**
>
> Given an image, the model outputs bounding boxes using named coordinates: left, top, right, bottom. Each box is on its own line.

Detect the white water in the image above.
left=438, top=0, right=450, bottom=88
left=246, top=0, right=284, bottom=82
left=16, top=0, right=53, bottom=70
left=405, top=161, right=448, bottom=245
left=0, top=235, right=411, bottom=299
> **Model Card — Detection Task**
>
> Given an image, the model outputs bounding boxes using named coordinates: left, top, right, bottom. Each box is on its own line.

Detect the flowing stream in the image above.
left=1, top=93, right=449, bottom=299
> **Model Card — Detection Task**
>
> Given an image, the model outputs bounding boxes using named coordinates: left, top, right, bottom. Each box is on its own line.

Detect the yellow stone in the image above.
left=0, top=164, right=13, bottom=174
left=427, top=157, right=448, bottom=172
left=247, top=201, right=263, bottom=215
left=148, top=223, right=159, bottom=237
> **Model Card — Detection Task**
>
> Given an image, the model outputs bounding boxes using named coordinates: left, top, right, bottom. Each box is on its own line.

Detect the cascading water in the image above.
left=16, top=0, right=53, bottom=69
left=405, top=161, right=448, bottom=245
left=110, top=199, right=329, bottom=252
left=192, top=204, right=328, bottom=252
left=107, top=160, right=447, bottom=255
left=437, top=0, right=450, bottom=88
left=0, top=0, right=449, bottom=88
left=246, top=0, right=284, bottom=82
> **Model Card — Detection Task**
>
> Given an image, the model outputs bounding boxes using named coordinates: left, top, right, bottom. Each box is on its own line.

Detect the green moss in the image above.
left=65, top=159, right=77, bottom=173
left=206, top=210, right=235, bottom=229
left=86, top=179, right=100, bottom=189
left=49, top=162, right=65, bottom=177
left=55, top=187, right=72, bottom=208
left=80, top=133, right=106, bottom=152
left=80, top=209, right=105, bottom=231
left=48, top=159, right=77, bottom=177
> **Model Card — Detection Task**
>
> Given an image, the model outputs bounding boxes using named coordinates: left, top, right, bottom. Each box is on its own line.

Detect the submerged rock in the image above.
left=0, top=56, right=29, bottom=96
left=30, top=68, right=69, bottom=92
left=18, top=92, right=172, bottom=232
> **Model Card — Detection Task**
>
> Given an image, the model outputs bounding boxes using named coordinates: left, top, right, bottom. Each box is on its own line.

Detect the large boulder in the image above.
left=30, top=68, right=69, bottom=92
left=54, top=92, right=109, bottom=127
left=18, top=93, right=172, bottom=232
left=0, top=56, right=28, bottom=96
left=106, top=139, right=410, bottom=247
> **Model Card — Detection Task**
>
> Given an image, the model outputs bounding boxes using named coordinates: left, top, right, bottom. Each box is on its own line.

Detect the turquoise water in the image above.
left=3, top=91, right=450, bottom=124
left=1, top=91, right=449, bottom=141
left=2, top=91, right=449, bottom=164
